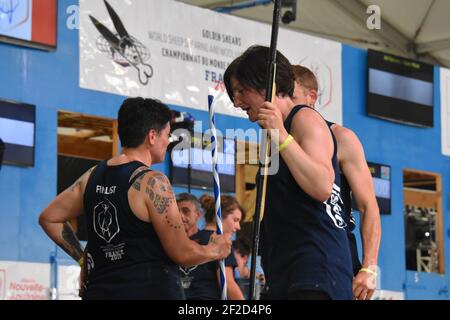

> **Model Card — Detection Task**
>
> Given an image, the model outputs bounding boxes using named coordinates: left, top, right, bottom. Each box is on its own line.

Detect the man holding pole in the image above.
left=224, top=46, right=353, bottom=300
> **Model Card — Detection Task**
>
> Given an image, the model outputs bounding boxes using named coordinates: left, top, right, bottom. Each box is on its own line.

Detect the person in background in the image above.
left=180, top=194, right=245, bottom=300
left=233, top=237, right=251, bottom=279
left=177, top=193, right=202, bottom=237
left=292, top=65, right=381, bottom=300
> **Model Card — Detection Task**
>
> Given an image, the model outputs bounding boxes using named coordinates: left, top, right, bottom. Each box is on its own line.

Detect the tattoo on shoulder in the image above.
left=129, top=166, right=149, bottom=183
left=70, top=178, right=82, bottom=192
left=130, top=167, right=149, bottom=192
left=145, top=173, right=174, bottom=215
left=132, top=174, right=145, bottom=191
left=70, top=167, right=95, bottom=192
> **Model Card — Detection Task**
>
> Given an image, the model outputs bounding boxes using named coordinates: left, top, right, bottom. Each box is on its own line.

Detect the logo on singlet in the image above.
left=324, top=184, right=347, bottom=229
left=93, top=198, right=120, bottom=243
left=179, top=265, right=198, bottom=289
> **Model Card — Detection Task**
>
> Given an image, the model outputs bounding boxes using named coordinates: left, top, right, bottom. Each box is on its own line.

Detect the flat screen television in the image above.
left=352, top=161, right=391, bottom=215
left=170, top=134, right=235, bottom=193
left=368, top=162, right=391, bottom=215
left=0, top=0, right=57, bottom=50
left=0, top=99, right=35, bottom=167
left=367, top=49, right=434, bottom=127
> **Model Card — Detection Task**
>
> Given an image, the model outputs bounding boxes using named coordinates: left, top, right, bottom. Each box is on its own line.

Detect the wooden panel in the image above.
left=403, top=188, right=438, bottom=208
left=112, top=120, right=119, bottom=156
left=403, top=169, right=444, bottom=274
left=235, top=164, right=245, bottom=206
left=245, top=165, right=259, bottom=184
left=247, top=141, right=259, bottom=165
left=58, top=110, right=115, bottom=132
left=236, top=140, right=259, bottom=165
left=242, top=189, right=256, bottom=223
left=58, top=134, right=112, bottom=160
left=403, top=169, right=438, bottom=189
left=436, top=174, right=445, bottom=274
left=236, top=141, right=246, bottom=166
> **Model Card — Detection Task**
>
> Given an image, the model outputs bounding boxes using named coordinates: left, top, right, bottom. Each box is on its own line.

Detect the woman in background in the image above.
left=181, top=194, right=245, bottom=300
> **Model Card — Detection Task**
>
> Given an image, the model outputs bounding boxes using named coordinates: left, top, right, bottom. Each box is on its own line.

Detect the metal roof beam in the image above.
left=199, top=0, right=253, bottom=9
left=415, top=38, right=450, bottom=54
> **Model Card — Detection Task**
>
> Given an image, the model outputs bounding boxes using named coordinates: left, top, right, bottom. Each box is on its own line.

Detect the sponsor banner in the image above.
left=80, top=0, right=342, bottom=123
left=0, top=261, right=81, bottom=300
left=0, top=261, right=50, bottom=300
left=57, top=265, right=81, bottom=300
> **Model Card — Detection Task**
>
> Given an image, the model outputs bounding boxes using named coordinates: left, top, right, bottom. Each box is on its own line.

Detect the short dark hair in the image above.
left=223, top=56, right=241, bottom=103
left=176, top=193, right=203, bottom=214
left=233, top=237, right=251, bottom=257
left=292, top=65, right=318, bottom=92
left=118, top=97, right=171, bottom=148
left=224, top=45, right=294, bottom=102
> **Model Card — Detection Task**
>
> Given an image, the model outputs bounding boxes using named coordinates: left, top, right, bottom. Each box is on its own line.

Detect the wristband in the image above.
left=279, top=135, right=294, bottom=152
left=359, top=268, right=377, bottom=277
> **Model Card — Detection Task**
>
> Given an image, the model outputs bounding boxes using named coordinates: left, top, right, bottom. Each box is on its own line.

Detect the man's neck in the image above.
left=109, top=148, right=153, bottom=167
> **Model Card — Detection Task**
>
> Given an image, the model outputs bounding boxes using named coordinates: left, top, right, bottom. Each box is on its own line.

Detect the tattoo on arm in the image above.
left=208, top=235, right=216, bottom=244
left=131, top=174, right=145, bottom=192
left=145, top=173, right=173, bottom=214
left=61, top=222, right=84, bottom=261
left=145, top=173, right=182, bottom=229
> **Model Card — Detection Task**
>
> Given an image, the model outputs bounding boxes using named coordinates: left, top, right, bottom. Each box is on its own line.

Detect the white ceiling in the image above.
left=177, top=0, right=450, bottom=68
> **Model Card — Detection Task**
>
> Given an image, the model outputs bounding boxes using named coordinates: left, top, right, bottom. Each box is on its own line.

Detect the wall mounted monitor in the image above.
left=369, top=162, right=391, bottom=215
left=0, top=99, right=35, bottom=167
left=352, top=162, right=391, bottom=215
left=170, top=134, right=235, bottom=193
left=367, top=49, right=434, bottom=128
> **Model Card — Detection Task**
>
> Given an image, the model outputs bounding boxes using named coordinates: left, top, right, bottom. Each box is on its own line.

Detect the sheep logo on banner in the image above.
left=89, top=0, right=153, bottom=85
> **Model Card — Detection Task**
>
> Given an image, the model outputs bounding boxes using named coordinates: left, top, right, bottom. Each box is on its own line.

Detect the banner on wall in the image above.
left=0, top=261, right=80, bottom=300
left=0, top=0, right=57, bottom=49
left=440, top=68, right=450, bottom=156
left=0, top=261, right=50, bottom=300
left=79, top=0, right=342, bottom=123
